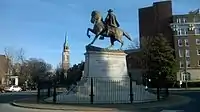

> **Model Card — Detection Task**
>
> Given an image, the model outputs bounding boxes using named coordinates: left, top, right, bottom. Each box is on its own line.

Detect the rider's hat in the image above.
left=108, top=9, right=113, bottom=12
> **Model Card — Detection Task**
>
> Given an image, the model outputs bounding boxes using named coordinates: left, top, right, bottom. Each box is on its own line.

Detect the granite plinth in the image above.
left=45, top=46, right=157, bottom=104
left=84, top=45, right=129, bottom=81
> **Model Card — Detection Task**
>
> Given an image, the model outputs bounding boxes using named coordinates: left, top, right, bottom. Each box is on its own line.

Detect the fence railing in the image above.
left=37, top=76, right=168, bottom=104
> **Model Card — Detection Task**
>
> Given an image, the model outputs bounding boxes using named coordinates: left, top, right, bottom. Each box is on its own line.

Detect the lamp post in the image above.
left=157, top=72, right=161, bottom=100
left=145, top=76, right=148, bottom=90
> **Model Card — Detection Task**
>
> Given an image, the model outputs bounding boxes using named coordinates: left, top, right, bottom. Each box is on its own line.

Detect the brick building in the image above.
left=138, top=0, right=173, bottom=48
left=127, top=0, right=174, bottom=83
left=0, top=55, right=9, bottom=85
left=127, top=0, right=200, bottom=82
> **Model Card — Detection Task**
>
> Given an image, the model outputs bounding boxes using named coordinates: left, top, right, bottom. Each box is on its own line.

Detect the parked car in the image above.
left=4, top=85, right=22, bottom=92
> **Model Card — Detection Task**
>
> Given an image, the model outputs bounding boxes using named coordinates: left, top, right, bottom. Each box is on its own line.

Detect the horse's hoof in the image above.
left=87, top=35, right=91, bottom=38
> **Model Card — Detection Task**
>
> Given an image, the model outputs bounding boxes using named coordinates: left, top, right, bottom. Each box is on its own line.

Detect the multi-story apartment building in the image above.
left=171, top=10, right=200, bottom=81
left=126, top=1, right=173, bottom=83
left=138, top=0, right=173, bottom=48
left=127, top=0, right=200, bottom=83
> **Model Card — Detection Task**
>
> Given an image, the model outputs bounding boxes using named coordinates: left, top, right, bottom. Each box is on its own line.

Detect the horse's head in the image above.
left=91, top=10, right=102, bottom=24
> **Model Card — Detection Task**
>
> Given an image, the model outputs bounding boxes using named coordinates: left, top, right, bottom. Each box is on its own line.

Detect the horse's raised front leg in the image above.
left=88, top=34, right=100, bottom=46
left=87, top=28, right=94, bottom=38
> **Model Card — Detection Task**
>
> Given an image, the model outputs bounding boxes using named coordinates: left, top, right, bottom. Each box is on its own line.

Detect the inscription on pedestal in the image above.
left=93, top=58, right=126, bottom=77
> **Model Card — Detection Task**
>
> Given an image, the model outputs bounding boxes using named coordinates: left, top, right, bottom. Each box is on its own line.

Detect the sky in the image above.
left=0, top=0, right=199, bottom=68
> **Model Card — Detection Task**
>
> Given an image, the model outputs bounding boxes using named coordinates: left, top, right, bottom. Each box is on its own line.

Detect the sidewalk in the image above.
left=11, top=95, right=191, bottom=111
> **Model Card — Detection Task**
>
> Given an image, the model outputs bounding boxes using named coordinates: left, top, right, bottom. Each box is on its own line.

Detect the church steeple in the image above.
left=62, top=32, right=70, bottom=71
left=63, top=32, right=69, bottom=51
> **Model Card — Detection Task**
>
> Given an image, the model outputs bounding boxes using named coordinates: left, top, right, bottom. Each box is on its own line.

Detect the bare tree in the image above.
left=24, top=58, right=52, bottom=83
left=127, top=38, right=140, bottom=49
left=4, top=47, right=26, bottom=75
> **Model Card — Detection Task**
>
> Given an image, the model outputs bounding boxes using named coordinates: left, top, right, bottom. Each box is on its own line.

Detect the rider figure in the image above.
left=105, top=9, right=120, bottom=35
left=100, top=9, right=120, bottom=40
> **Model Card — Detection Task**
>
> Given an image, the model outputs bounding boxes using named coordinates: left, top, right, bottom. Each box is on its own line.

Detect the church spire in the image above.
left=64, top=32, right=69, bottom=49
left=62, top=32, right=70, bottom=71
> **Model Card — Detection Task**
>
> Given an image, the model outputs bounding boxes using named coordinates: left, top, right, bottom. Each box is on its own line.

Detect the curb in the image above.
left=10, top=102, right=117, bottom=111
left=10, top=95, right=191, bottom=111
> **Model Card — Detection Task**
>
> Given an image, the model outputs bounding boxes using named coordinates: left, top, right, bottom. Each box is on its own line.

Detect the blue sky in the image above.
left=0, top=0, right=199, bottom=68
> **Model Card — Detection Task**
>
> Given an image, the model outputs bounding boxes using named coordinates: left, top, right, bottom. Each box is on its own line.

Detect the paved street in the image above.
left=0, top=91, right=36, bottom=103
left=0, top=90, right=199, bottom=112
left=0, top=91, right=56, bottom=112
left=0, top=91, right=83, bottom=112
left=150, top=90, right=200, bottom=112
left=0, top=104, right=84, bottom=112
left=0, top=91, right=121, bottom=112
left=161, top=90, right=200, bottom=112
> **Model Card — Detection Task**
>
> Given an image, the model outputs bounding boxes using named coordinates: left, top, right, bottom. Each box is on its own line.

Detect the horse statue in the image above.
left=86, top=10, right=132, bottom=50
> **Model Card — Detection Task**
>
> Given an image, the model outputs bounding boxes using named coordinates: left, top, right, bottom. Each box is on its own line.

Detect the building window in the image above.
left=195, top=28, right=200, bottom=35
left=182, top=18, right=187, bottom=23
left=180, top=61, right=184, bottom=68
left=176, top=18, right=181, bottom=23
left=181, top=72, right=191, bottom=81
left=176, top=29, right=181, bottom=35
left=185, top=39, right=189, bottom=46
left=181, top=29, right=188, bottom=35
left=177, top=29, right=188, bottom=35
left=185, top=49, right=190, bottom=57
left=198, top=60, right=200, bottom=66
left=179, top=49, right=183, bottom=57
left=184, top=29, right=188, bottom=35
left=189, top=24, right=195, bottom=31
left=185, top=72, right=191, bottom=80
left=186, top=60, right=191, bottom=68
left=196, top=39, right=200, bottom=45
left=171, top=24, right=178, bottom=31
left=178, top=39, right=183, bottom=47
left=197, top=49, right=200, bottom=55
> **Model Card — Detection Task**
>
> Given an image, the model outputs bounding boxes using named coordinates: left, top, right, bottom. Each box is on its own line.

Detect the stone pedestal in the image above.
left=45, top=46, right=156, bottom=104
left=84, top=50, right=129, bottom=81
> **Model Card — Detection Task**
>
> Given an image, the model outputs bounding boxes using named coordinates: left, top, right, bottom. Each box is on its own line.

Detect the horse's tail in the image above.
left=123, top=31, right=132, bottom=41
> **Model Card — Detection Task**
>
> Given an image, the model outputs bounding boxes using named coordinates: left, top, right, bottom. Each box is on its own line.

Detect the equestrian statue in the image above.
left=87, top=9, right=132, bottom=50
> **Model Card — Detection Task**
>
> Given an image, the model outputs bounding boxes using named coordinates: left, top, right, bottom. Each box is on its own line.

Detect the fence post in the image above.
left=90, top=77, right=94, bottom=104
left=37, top=81, right=40, bottom=103
left=47, top=87, right=50, bottom=97
left=164, top=77, right=169, bottom=98
left=53, top=81, right=57, bottom=103
left=157, top=75, right=160, bottom=100
left=129, top=72, right=133, bottom=103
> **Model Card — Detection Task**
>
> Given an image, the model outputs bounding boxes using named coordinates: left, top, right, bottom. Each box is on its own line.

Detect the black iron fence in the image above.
left=37, top=76, right=169, bottom=104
